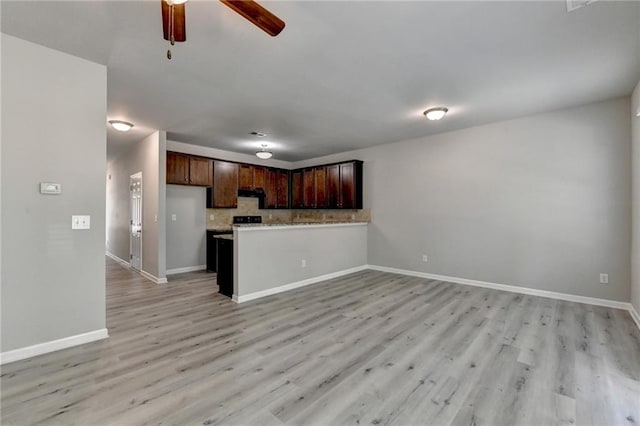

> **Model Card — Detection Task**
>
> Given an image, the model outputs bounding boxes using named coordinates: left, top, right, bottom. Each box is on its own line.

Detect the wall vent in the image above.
left=566, top=0, right=597, bottom=12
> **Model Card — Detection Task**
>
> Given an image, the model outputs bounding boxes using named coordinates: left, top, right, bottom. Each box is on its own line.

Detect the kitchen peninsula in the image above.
left=230, top=221, right=368, bottom=302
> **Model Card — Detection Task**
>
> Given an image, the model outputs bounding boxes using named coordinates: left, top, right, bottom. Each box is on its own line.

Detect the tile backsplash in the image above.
left=206, top=197, right=370, bottom=229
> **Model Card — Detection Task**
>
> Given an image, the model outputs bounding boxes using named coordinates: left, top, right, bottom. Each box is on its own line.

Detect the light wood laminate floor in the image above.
left=2, top=257, right=639, bottom=425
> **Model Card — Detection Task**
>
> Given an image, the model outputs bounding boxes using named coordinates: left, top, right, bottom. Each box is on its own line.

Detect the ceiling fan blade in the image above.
left=220, top=0, right=285, bottom=37
left=161, top=0, right=186, bottom=42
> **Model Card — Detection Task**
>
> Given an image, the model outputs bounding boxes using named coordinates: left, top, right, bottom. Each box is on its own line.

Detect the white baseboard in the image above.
left=106, top=252, right=168, bottom=284
left=166, top=265, right=207, bottom=275
left=0, top=328, right=109, bottom=365
left=106, top=251, right=129, bottom=267
left=140, top=269, right=168, bottom=284
left=629, top=304, right=640, bottom=330
left=233, top=265, right=369, bottom=303
left=367, top=265, right=633, bottom=311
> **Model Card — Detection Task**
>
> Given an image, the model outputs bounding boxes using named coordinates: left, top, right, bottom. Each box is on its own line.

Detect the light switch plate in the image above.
left=72, top=215, right=90, bottom=230
left=40, top=182, right=62, bottom=194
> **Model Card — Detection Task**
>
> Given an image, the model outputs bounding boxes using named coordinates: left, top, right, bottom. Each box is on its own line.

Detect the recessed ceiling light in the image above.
left=250, top=131, right=267, bottom=137
left=423, top=107, right=448, bottom=121
left=108, top=120, right=134, bottom=132
left=256, top=144, right=273, bottom=159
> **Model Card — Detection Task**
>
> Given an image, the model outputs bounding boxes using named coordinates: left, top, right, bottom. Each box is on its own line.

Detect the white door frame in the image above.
left=129, top=172, right=143, bottom=271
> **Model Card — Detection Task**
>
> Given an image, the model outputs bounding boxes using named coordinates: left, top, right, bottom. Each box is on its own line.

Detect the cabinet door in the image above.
left=167, top=152, right=189, bottom=184
left=212, top=161, right=239, bottom=208
left=253, top=166, right=266, bottom=190
left=265, top=169, right=278, bottom=208
left=291, top=170, right=304, bottom=208
left=326, top=164, right=340, bottom=208
left=276, top=170, right=289, bottom=208
left=340, top=162, right=355, bottom=208
left=239, top=164, right=253, bottom=190
left=314, top=166, right=327, bottom=208
left=303, top=168, right=315, bottom=208
left=189, top=157, right=212, bottom=186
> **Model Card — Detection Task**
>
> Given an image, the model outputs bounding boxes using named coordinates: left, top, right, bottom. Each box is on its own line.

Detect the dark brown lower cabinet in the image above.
left=216, top=237, right=234, bottom=297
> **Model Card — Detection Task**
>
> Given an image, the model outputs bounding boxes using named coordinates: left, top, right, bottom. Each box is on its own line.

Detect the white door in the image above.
left=130, top=173, right=142, bottom=271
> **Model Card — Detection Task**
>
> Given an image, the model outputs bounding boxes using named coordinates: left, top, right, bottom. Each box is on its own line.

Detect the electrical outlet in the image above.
left=301, top=259, right=307, bottom=268
left=268, top=214, right=273, bottom=220
left=599, top=273, right=609, bottom=284
left=171, top=214, right=177, bottom=221
left=351, top=214, right=356, bottom=220
left=422, top=254, right=428, bottom=263
left=209, top=214, right=215, bottom=221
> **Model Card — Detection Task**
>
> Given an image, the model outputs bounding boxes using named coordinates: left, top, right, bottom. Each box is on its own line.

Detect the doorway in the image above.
left=130, top=172, right=142, bottom=271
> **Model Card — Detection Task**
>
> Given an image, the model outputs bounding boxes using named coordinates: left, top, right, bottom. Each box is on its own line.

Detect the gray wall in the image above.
left=1, top=35, right=107, bottom=351
left=106, top=131, right=167, bottom=280
left=632, top=81, right=640, bottom=312
left=235, top=224, right=367, bottom=297
left=294, top=97, right=632, bottom=302
left=166, top=185, right=206, bottom=271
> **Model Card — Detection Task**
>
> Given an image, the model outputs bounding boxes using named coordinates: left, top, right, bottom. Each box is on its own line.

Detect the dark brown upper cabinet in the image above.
left=209, top=160, right=238, bottom=208
left=339, top=162, right=357, bottom=209
left=265, top=168, right=289, bottom=209
left=189, top=157, right=213, bottom=186
left=302, top=168, right=315, bottom=208
left=265, top=169, right=278, bottom=208
left=326, top=164, right=340, bottom=208
left=307, top=160, right=362, bottom=209
left=167, top=152, right=190, bottom=184
left=314, top=166, right=327, bottom=208
left=239, top=164, right=267, bottom=190
left=291, top=170, right=304, bottom=208
left=167, top=152, right=212, bottom=186
left=253, top=166, right=266, bottom=190
left=168, top=150, right=361, bottom=210
left=276, top=170, right=289, bottom=208
left=239, top=164, right=253, bottom=190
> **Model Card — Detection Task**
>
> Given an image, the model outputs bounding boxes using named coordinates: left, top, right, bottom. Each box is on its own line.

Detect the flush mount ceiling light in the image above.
left=250, top=131, right=267, bottom=137
left=256, top=144, right=273, bottom=159
left=108, top=120, right=134, bottom=132
left=423, top=107, right=448, bottom=121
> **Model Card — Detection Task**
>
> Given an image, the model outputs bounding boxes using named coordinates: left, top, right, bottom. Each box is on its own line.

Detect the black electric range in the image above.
left=232, top=215, right=262, bottom=225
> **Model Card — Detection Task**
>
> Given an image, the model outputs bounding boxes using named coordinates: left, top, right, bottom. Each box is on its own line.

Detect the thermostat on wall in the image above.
left=40, top=182, right=62, bottom=194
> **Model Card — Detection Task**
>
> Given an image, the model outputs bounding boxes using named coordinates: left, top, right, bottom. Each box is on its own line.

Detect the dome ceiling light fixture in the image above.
left=256, top=144, right=273, bottom=159
left=423, top=107, right=449, bottom=121
left=108, top=120, right=134, bottom=132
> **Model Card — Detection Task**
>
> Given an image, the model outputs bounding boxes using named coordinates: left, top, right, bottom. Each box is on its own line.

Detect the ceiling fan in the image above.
left=161, top=0, right=285, bottom=59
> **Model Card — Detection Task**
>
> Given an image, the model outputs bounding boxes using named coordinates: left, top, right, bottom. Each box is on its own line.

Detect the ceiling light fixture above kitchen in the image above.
left=108, top=120, right=134, bottom=132
left=256, top=144, right=273, bottom=159
left=423, top=107, right=448, bottom=121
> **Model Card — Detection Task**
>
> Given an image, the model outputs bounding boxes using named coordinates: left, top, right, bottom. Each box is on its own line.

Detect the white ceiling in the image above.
left=2, top=0, right=639, bottom=161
